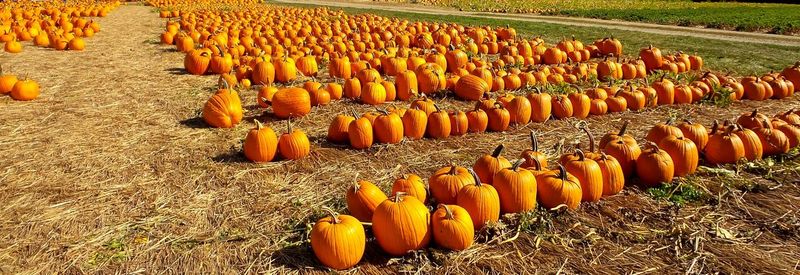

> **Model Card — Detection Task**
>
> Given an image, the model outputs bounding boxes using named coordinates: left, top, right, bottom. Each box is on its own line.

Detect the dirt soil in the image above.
left=279, top=0, right=800, bottom=47
left=0, top=3, right=799, bottom=274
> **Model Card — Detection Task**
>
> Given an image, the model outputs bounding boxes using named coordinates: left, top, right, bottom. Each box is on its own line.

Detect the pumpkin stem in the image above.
left=448, top=164, right=458, bottom=175
left=439, top=204, right=455, bottom=220
left=286, top=118, right=293, bottom=134
left=511, top=158, right=525, bottom=171
left=556, top=164, right=568, bottom=183
left=619, top=121, right=629, bottom=136
left=710, top=120, right=719, bottom=135
left=394, top=192, right=406, bottom=203
left=530, top=131, right=539, bottom=152
left=321, top=206, right=340, bottom=224
left=575, top=149, right=586, bottom=161
left=683, top=119, right=693, bottom=125
left=467, top=168, right=483, bottom=186
left=529, top=157, right=543, bottom=171
left=491, top=144, right=505, bottom=158
left=750, top=109, right=759, bottom=118
left=665, top=117, right=675, bottom=126
left=254, top=119, right=263, bottom=130
left=579, top=125, right=596, bottom=153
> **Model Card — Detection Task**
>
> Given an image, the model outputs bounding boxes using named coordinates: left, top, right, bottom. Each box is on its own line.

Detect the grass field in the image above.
left=384, top=0, right=800, bottom=35
left=289, top=3, right=800, bottom=75
left=1, top=1, right=800, bottom=274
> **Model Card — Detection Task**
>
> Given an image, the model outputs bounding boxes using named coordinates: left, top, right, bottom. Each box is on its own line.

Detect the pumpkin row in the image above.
left=0, top=67, right=40, bottom=101
left=0, top=0, right=117, bottom=53
left=309, top=108, right=800, bottom=270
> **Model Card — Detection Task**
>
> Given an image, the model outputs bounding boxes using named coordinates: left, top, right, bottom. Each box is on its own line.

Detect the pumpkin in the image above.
left=732, top=124, right=764, bottom=161
left=636, top=142, right=675, bottom=187
left=252, top=61, right=276, bottom=86
left=396, top=71, right=419, bottom=100
left=272, top=88, right=311, bottom=119
left=619, top=85, right=646, bottom=111
left=411, top=95, right=437, bottom=115
left=67, top=37, right=85, bottom=51
left=521, top=130, right=549, bottom=169
left=296, top=55, right=319, bottom=77
left=9, top=78, right=40, bottom=101
left=210, top=47, right=233, bottom=74
left=243, top=120, right=279, bottom=163
left=202, top=84, right=243, bottom=128
left=640, top=45, right=664, bottom=71
left=449, top=110, right=469, bottom=136
left=753, top=119, right=790, bottom=156
left=537, top=164, right=582, bottom=210
left=705, top=125, right=746, bottom=165
left=382, top=80, right=397, bottom=101
left=781, top=61, right=800, bottom=88
left=274, top=55, right=298, bottom=83
left=346, top=180, right=388, bottom=222
left=653, top=75, right=675, bottom=105
left=427, top=105, right=451, bottom=139
left=361, top=81, right=387, bottom=105
left=431, top=204, right=474, bottom=251
left=0, top=66, right=18, bottom=95
left=551, top=95, right=573, bottom=119
left=326, top=83, right=344, bottom=100
left=493, top=159, right=537, bottom=213
left=776, top=124, right=800, bottom=148
left=678, top=119, right=709, bottom=150
left=429, top=164, right=474, bottom=204
left=776, top=109, right=800, bottom=125
left=466, top=103, right=488, bottom=133
left=658, top=135, right=699, bottom=177
left=278, top=120, right=310, bottom=160
left=348, top=116, right=374, bottom=149
left=372, top=193, right=431, bottom=256
left=737, top=109, right=769, bottom=129
left=560, top=150, right=603, bottom=202
left=402, top=108, right=428, bottom=140
left=415, top=63, right=446, bottom=94
left=328, top=113, right=355, bottom=144
left=374, top=110, right=404, bottom=144
left=343, top=78, right=362, bottom=99
left=184, top=49, right=211, bottom=75
left=310, top=208, right=365, bottom=270
left=454, top=74, right=489, bottom=101
left=599, top=121, right=641, bottom=177
left=527, top=87, right=552, bottom=122
left=473, top=144, right=512, bottom=185
left=568, top=88, right=591, bottom=119
left=329, top=57, right=352, bottom=79
left=507, top=95, right=532, bottom=125
left=392, top=174, right=427, bottom=203
left=581, top=126, right=625, bottom=197
left=645, top=118, right=684, bottom=143
left=456, top=168, right=500, bottom=230
left=486, top=103, right=510, bottom=132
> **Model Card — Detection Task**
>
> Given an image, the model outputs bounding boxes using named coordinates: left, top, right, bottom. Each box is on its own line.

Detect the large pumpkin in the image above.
left=202, top=85, right=243, bottom=128
left=372, top=193, right=431, bottom=256
left=272, top=87, right=311, bottom=119
left=493, top=160, right=537, bottom=213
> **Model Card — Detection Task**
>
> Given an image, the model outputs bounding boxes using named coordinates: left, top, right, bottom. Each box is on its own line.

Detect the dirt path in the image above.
left=278, top=0, right=800, bottom=47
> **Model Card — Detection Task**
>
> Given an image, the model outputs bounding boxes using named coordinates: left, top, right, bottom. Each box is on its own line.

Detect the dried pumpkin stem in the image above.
left=394, top=192, right=406, bottom=203
left=440, top=204, right=454, bottom=220
left=491, top=144, right=505, bottom=158
left=321, top=206, right=340, bottom=224
left=511, top=158, right=524, bottom=171
left=530, top=131, right=539, bottom=152
left=467, top=168, right=482, bottom=186
left=619, top=121, right=630, bottom=136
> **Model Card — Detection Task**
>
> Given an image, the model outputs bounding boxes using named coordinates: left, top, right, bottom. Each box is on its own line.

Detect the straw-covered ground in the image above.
left=0, top=3, right=799, bottom=274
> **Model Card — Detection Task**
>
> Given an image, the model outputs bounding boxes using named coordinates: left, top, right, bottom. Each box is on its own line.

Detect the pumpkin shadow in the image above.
left=166, top=67, right=189, bottom=75
left=210, top=149, right=250, bottom=164
left=160, top=47, right=180, bottom=53
left=179, top=116, right=209, bottom=129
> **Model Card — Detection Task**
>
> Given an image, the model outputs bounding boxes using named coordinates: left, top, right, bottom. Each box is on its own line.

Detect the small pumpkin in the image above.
left=658, top=135, right=699, bottom=177
left=392, top=174, right=427, bottom=203
left=429, top=164, right=474, bottom=204
left=346, top=180, right=388, bottom=222
left=493, top=159, right=537, bottom=214
left=537, top=164, right=582, bottom=210
left=278, top=119, right=310, bottom=160
left=431, top=204, right=474, bottom=251
left=311, top=208, right=365, bottom=270
left=243, top=120, right=278, bottom=163
left=426, top=105, right=451, bottom=139
left=456, top=168, right=500, bottom=230
left=473, top=144, right=512, bottom=185
left=374, top=110, right=404, bottom=144
left=645, top=118, right=684, bottom=143
left=9, top=77, right=39, bottom=101
left=635, top=142, right=675, bottom=187
left=349, top=115, right=374, bottom=149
